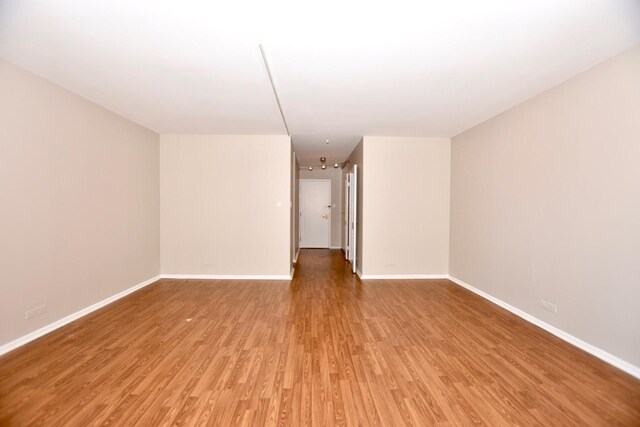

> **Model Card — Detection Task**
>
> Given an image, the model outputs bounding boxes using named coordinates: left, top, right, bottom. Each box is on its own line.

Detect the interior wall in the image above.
left=160, top=134, right=292, bottom=277
left=343, top=139, right=364, bottom=274
left=450, top=46, right=640, bottom=368
left=294, top=156, right=300, bottom=261
left=299, top=167, right=342, bottom=248
left=291, top=152, right=300, bottom=264
left=363, top=137, right=450, bottom=276
left=0, top=59, right=160, bottom=347
left=340, top=168, right=346, bottom=255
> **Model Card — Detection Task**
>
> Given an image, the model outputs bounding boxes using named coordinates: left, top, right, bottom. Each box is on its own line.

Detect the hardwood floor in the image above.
left=1, top=249, right=639, bottom=426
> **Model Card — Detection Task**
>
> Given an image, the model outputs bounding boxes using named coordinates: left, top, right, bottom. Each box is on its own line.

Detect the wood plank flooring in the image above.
left=1, top=249, right=639, bottom=425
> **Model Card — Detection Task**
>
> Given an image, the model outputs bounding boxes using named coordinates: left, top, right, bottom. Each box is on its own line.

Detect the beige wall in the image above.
left=294, top=155, right=300, bottom=261
left=450, top=46, right=640, bottom=367
left=291, top=152, right=300, bottom=264
left=160, top=135, right=291, bottom=277
left=299, top=167, right=342, bottom=248
left=363, top=137, right=450, bottom=276
left=343, top=140, right=364, bottom=273
left=0, top=59, right=160, bottom=347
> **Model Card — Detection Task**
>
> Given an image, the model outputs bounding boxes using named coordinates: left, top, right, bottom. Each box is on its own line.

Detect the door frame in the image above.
left=344, top=175, right=349, bottom=257
left=299, top=179, right=332, bottom=249
left=344, top=166, right=357, bottom=273
left=350, top=166, right=357, bottom=273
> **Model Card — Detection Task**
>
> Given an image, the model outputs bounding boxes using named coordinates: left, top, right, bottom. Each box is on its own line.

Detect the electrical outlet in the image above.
left=540, top=299, right=557, bottom=313
left=25, top=304, right=47, bottom=319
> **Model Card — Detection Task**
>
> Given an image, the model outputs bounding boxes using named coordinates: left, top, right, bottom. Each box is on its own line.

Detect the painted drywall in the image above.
left=343, top=140, right=364, bottom=274
left=299, top=167, right=342, bottom=248
left=291, top=152, right=300, bottom=265
left=294, top=156, right=300, bottom=262
left=0, top=59, right=160, bottom=347
left=450, top=46, right=640, bottom=367
left=363, top=137, right=450, bottom=276
left=160, top=135, right=291, bottom=277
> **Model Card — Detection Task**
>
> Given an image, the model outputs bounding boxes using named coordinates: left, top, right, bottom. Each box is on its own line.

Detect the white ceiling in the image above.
left=292, top=135, right=362, bottom=166
left=1, top=0, right=639, bottom=163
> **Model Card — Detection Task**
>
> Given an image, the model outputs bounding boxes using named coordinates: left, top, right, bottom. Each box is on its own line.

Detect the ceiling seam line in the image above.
left=259, top=44, right=290, bottom=136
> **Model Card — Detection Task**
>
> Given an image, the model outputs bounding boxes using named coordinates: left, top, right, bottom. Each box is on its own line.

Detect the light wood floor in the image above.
left=1, top=249, right=639, bottom=426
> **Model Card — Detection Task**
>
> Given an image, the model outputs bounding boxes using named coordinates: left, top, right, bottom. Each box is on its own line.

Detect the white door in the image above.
left=300, top=180, right=331, bottom=248
left=344, top=176, right=350, bottom=258
left=349, top=166, right=357, bottom=273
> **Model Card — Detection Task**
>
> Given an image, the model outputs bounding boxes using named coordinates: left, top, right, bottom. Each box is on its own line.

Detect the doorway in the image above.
left=299, top=179, right=332, bottom=248
left=344, top=165, right=357, bottom=273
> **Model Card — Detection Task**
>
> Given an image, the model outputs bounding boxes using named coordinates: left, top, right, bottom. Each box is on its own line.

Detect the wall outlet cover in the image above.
left=541, top=299, right=558, bottom=313
left=25, top=304, right=47, bottom=319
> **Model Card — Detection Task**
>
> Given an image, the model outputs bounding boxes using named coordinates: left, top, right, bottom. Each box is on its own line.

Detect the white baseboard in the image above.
left=356, top=268, right=363, bottom=278
left=448, top=275, right=640, bottom=380
left=293, top=247, right=300, bottom=263
left=0, top=274, right=162, bottom=357
left=161, top=274, right=292, bottom=280
left=359, top=274, right=448, bottom=280
left=329, top=246, right=342, bottom=249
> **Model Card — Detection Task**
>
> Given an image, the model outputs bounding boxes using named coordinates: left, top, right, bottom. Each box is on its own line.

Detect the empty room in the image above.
left=1, top=0, right=639, bottom=425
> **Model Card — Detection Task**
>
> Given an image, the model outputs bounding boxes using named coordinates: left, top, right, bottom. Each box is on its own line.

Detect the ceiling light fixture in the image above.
left=303, top=156, right=337, bottom=172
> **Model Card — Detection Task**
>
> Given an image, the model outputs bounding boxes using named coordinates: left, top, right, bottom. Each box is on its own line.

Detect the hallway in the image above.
left=1, top=249, right=639, bottom=425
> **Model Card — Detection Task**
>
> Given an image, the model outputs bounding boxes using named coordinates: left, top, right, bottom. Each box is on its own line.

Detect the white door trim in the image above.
left=344, top=176, right=349, bottom=256
left=351, top=165, right=357, bottom=274
left=345, top=168, right=358, bottom=273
